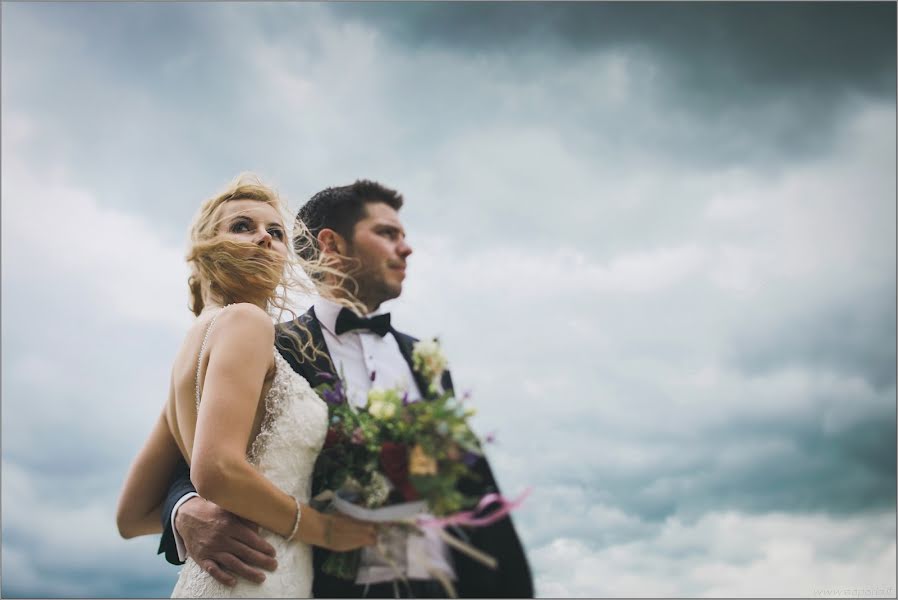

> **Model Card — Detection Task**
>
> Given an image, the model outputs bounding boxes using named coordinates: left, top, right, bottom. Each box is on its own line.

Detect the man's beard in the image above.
left=344, top=253, right=399, bottom=310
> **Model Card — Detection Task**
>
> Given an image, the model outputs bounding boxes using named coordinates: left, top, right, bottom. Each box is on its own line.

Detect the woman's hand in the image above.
left=313, top=512, right=378, bottom=552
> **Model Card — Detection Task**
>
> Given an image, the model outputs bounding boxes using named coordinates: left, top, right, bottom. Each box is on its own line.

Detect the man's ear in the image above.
left=318, top=228, right=347, bottom=255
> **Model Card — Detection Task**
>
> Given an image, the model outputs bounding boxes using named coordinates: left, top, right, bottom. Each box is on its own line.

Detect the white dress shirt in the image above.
left=313, top=297, right=423, bottom=406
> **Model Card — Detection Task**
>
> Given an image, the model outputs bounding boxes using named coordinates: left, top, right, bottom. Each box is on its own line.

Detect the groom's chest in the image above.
left=321, top=328, right=424, bottom=406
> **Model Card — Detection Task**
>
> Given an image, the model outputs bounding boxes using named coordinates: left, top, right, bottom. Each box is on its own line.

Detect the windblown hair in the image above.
left=185, top=173, right=358, bottom=365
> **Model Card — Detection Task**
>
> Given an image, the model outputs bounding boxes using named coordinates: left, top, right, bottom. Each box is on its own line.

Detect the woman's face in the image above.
left=216, top=199, right=289, bottom=258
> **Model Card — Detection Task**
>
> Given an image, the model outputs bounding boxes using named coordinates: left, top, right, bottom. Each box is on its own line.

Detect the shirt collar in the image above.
left=313, top=297, right=342, bottom=336
left=313, top=297, right=388, bottom=336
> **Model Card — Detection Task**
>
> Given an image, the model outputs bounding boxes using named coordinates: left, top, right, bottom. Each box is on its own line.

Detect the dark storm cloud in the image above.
left=530, top=406, right=895, bottom=545
left=329, top=2, right=896, bottom=98
left=728, top=281, right=897, bottom=392
left=327, top=2, right=895, bottom=166
left=678, top=416, right=897, bottom=517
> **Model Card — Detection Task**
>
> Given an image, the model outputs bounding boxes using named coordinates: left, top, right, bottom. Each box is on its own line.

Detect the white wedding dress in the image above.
left=171, top=349, right=328, bottom=598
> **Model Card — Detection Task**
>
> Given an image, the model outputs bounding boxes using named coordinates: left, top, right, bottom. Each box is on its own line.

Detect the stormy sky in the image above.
left=2, top=2, right=895, bottom=597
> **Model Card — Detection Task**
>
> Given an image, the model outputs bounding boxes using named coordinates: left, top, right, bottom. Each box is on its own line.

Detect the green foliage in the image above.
left=313, top=382, right=484, bottom=516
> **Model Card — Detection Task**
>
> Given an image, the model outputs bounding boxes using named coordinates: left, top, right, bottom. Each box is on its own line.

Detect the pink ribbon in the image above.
left=417, top=487, right=532, bottom=529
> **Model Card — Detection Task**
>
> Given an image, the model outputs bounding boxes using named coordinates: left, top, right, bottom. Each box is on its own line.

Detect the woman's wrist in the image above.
left=285, top=497, right=302, bottom=541
left=287, top=503, right=325, bottom=547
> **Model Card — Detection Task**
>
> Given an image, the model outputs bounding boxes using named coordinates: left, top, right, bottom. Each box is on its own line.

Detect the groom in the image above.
left=159, top=180, right=533, bottom=598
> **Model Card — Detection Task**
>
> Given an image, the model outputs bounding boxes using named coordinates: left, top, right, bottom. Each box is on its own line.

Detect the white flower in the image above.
left=363, top=471, right=392, bottom=507
left=412, top=338, right=449, bottom=394
left=368, top=389, right=397, bottom=420
left=367, top=388, right=388, bottom=406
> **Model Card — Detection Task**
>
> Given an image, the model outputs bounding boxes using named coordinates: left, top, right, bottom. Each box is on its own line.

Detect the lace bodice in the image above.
left=172, top=348, right=328, bottom=598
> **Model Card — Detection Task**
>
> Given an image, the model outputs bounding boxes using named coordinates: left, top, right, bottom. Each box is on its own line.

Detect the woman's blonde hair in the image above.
left=186, top=173, right=362, bottom=365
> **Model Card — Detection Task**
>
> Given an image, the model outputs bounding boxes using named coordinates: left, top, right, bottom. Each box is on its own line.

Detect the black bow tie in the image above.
left=334, top=308, right=392, bottom=337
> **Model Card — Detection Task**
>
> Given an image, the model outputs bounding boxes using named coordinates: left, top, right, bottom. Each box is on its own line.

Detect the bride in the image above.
left=115, top=174, right=376, bottom=597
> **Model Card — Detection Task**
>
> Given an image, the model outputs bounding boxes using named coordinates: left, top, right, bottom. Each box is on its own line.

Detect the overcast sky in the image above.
left=2, top=2, right=895, bottom=598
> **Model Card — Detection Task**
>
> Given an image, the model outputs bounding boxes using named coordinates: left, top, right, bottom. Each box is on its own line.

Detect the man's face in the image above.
left=343, top=202, right=413, bottom=310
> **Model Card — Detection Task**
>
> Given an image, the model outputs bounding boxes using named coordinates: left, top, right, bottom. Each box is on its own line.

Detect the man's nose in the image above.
left=397, top=239, right=413, bottom=258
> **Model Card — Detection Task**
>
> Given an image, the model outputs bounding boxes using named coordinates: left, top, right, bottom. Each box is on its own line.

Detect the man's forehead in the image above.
left=360, top=202, right=403, bottom=227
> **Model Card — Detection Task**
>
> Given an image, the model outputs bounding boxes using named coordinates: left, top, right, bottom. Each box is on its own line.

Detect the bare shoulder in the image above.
left=212, top=303, right=275, bottom=344
left=217, top=302, right=273, bottom=324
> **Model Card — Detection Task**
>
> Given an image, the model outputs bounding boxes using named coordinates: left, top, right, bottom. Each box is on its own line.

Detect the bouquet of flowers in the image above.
left=311, top=339, right=489, bottom=586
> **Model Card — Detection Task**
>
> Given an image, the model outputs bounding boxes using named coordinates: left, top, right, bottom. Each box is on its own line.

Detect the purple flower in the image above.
left=370, top=370, right=377, bottom=382
left=402, top=391, right=411, bottom=406
left=316, top=371, right=335, bottom=382
left=462, top=451, right=480, bottom=467
left=322, top=382, right=345, bottom=405
left=485, top=431, right=497, bottom=444
left=462, top=389, right=472, bottom=401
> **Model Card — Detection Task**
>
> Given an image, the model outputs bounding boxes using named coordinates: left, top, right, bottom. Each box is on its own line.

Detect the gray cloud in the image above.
left=729, top=284, right=897, bottom=392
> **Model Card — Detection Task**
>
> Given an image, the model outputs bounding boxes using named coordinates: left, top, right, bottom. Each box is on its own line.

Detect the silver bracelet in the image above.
left=286, top=498, right=302, bottom=541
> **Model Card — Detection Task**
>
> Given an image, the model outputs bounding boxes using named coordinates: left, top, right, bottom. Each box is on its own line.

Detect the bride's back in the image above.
left=166, top=310, right=272, bottom=466
left=165, top=175, right=298, bottom=466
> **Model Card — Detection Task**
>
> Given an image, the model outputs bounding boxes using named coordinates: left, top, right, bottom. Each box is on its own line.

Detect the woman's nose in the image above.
left=256, top=229, right=272, bottom=248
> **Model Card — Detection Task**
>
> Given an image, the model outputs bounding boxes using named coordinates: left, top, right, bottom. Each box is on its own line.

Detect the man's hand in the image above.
left=176, top=497, right=278, bottom=587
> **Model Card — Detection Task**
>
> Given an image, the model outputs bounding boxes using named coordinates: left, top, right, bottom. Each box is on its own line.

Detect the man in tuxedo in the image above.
left=159, top=180, right=533, bottom=598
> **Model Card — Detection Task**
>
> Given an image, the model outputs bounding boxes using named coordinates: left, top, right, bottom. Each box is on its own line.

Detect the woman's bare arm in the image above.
left=116, top=408, right=182, bottom=538
left=191, top=303, right=374, bottom=550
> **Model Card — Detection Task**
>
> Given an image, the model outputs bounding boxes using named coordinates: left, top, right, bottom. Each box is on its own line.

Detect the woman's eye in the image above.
left=269, top=228, right=285, bottom=240
left=231, top=221, right=250, bottom=233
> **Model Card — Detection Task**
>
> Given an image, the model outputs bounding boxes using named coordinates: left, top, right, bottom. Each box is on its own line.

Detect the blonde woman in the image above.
left=116, top=175, right=376, bottom=597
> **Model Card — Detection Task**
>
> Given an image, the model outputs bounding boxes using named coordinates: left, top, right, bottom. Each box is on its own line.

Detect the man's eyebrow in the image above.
left=374, top=222, right=403, bottom=231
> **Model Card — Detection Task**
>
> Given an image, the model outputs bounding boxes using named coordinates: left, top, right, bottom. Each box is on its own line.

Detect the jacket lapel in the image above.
left=275, top=306, right=338, bottom=388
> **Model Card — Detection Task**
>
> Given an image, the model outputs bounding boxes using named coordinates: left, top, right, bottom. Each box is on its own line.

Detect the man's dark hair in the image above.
left=295, top=179, right=403, bottom=258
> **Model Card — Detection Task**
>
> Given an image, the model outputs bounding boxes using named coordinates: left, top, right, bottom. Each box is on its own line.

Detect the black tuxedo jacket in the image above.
left=159, top=307, right=534, bottom=598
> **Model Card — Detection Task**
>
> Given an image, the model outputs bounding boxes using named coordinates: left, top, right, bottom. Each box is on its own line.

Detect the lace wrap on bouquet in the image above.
left=171, top=350, right=328, bottom=598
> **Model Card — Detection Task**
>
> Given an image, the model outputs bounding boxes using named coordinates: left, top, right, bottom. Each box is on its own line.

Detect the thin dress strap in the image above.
left=195, top=306, right=229, bottom=410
